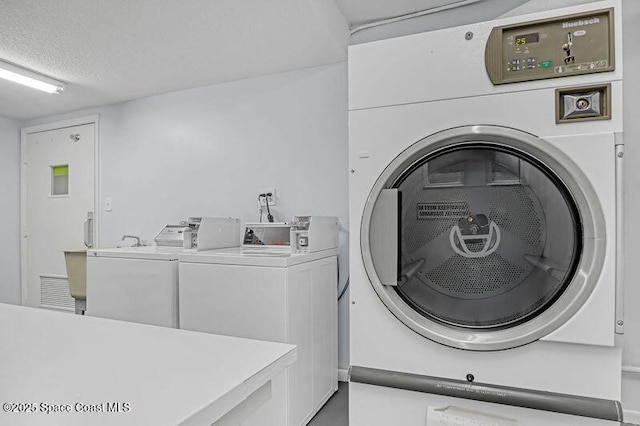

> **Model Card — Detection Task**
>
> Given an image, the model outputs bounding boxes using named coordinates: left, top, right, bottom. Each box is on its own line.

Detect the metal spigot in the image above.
left=121, top=235, right=143, bottom=247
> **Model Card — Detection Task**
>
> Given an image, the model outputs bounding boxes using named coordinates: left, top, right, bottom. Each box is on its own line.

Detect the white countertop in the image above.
left=178, top=247, right=339, bottom=267
left=0, top=303, right=296, bottom=425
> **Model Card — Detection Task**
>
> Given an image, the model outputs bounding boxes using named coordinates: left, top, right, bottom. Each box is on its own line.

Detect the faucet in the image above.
left=121, top=235, right=143, bottom=247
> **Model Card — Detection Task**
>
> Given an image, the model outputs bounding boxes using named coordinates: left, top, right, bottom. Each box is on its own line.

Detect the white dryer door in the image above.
left=361, top=125, right=606, bottom=350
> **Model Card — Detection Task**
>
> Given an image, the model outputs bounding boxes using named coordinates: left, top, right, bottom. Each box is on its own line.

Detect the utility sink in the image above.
left=64, top=249, right=88, bottom=314
left=64, top=249, right=87, bottom=300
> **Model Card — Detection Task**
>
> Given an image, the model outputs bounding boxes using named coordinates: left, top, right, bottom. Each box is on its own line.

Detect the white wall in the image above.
left=0, top=116, right=21, bottom=304
left=24, top=62, right=351, bottom=369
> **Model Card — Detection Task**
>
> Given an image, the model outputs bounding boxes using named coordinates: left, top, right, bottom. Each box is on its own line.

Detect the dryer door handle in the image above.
left=369, top=189, right=398, bottom=286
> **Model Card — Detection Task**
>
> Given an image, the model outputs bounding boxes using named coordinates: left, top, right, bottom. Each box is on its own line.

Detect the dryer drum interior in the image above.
left=389, top=144, right=582, bottom=330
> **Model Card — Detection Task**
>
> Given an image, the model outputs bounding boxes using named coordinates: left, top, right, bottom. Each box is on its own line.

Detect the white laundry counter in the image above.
left=0, top=303, right=296, bottom=426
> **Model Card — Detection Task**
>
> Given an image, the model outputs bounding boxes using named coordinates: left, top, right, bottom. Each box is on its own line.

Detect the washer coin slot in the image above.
left=556, top=83, right=611, bottom=123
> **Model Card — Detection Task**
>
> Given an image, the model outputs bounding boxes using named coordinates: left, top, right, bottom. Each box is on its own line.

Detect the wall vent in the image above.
left=40, top=274, right=75, bottom=311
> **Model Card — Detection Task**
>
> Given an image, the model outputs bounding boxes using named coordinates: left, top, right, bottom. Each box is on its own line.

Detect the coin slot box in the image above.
left=556, top=83, right=611, bottom=123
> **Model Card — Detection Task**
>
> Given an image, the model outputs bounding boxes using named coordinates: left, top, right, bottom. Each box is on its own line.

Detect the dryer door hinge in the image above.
left=615, top=142, right=624, bottom=334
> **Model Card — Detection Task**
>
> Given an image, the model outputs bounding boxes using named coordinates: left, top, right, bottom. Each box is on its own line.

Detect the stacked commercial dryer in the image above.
left=349, top=0, right=624, bottom=424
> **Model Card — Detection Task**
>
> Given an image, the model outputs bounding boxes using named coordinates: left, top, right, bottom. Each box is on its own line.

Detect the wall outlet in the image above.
left=258, top=188, right=276, bottom=207
left=105, top=197, right=113, bottom=212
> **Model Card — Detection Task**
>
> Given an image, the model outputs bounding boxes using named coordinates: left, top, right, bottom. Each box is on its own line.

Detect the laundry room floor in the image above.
left=308, top=381, right=348, bottom=426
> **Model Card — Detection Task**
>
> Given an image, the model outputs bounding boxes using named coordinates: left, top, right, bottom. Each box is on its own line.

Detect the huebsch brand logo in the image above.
left=562, top=17, right=600, bottom=29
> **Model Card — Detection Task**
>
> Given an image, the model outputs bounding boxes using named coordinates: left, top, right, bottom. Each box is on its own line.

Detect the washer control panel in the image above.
left=485, top=8, right=614, bottom=85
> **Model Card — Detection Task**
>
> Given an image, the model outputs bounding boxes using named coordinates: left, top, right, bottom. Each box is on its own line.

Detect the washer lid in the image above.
left=89, top=246, right=184, bottom=261
left=178, top=246, right=338, bottom=267
left=361, top=126, right=605, bottom=351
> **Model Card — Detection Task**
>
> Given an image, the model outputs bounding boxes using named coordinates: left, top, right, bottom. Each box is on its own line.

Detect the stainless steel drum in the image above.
left=395, top=147, right=577, bottom=329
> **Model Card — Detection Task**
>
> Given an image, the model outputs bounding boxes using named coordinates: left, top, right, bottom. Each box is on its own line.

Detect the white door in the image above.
left=23, top=122, right=96, bottom=309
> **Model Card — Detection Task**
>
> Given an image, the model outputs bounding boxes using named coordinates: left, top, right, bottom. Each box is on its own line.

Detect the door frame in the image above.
left=20, top=114, right=100, bottom=306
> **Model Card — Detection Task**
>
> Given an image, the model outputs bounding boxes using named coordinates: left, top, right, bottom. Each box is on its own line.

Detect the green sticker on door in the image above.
left=53, top=165, right=69, bottom=177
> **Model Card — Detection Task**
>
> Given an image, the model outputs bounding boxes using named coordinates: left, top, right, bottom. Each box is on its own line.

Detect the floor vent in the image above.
left=40, top=274, right=75, bottom=311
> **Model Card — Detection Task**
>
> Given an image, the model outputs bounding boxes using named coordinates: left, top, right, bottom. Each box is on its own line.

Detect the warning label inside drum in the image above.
left=417, top=202, right=467, bottom=220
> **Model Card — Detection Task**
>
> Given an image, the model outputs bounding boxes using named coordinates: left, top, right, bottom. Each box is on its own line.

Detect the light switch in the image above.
left=105, top=197, right=112, bottom=212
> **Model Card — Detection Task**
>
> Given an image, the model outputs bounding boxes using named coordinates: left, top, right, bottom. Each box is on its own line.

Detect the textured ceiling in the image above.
left=0, top=0, right=495, bottom=121
left=0, top=0, right=349, bottom=121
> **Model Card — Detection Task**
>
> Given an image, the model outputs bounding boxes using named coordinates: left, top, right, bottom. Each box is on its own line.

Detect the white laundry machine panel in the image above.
left=350, top=382, right=625, bottom=426
left=87, top=247, right=182, bottom=328
left=348, top=0, right=623, bottom=418
left=348, top=3, right=622, bottom=110
left=178, top=248, right=338, bottom=426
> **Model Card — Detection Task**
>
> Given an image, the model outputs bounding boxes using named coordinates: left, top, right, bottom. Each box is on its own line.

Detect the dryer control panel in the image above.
left=485, top=8, right=614, bottom=85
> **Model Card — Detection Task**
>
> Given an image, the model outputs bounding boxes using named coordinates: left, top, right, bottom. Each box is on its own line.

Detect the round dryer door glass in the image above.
left=394, top=146, right=581, bottom=329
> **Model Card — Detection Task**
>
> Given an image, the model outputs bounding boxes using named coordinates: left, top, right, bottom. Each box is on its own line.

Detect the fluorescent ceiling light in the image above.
left=0, top=59, right=65, bottom=93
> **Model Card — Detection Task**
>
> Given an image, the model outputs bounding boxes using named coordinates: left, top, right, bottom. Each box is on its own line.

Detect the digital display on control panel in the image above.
left=485, top=8, right=614, bottom=85
left=514, top=32, right=539, bottom=45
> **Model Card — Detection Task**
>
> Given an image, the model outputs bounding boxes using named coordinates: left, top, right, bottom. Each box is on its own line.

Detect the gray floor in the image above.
left=308, top=381, right=348, bottom=426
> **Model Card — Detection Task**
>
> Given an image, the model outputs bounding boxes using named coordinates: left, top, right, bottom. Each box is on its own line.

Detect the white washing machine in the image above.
left=179, top=218, right=339, bottom=426
left=87, top=246, right=183, bottom=327
left=349, top=0, right=624, bottom=424
left=87, top=217, right=240, bottom=328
